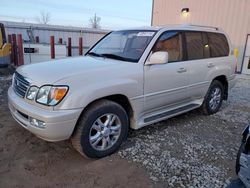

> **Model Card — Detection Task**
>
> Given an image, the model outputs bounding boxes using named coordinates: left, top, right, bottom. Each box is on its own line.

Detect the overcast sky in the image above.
left=0, top=0, right=153, bottom=30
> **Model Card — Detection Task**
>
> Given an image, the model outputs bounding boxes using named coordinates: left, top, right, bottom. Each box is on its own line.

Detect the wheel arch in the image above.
left=212, top=75, right=228, bottom=100
left=71, top=94, right=134, bottom=137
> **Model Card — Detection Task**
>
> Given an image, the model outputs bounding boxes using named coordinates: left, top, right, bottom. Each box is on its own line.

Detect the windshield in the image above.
left=87, top=30, right=156, bottom=62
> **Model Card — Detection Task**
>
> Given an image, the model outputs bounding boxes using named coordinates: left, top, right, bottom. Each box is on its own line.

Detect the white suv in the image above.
left=8, top=25, right=237, bottom=158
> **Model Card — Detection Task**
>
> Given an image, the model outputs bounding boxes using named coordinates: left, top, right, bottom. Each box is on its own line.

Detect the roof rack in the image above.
left=182, top=24, right=219, bottom=30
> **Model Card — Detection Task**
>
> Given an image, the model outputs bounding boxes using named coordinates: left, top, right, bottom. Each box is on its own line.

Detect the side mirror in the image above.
left=146, top=51, right=168, bottom=65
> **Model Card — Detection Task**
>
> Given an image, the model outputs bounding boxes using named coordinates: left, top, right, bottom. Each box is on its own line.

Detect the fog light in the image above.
left=30, top=118, right=46, bottom=129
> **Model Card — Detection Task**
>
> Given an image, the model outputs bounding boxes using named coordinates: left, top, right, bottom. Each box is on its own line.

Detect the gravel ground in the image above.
left=118, top=75, right=250, bottom=187
left=0, top=69, right=250, bottom=187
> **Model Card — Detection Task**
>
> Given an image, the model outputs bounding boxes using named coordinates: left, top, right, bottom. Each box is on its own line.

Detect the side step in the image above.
left=144, top=103, right=200, bottom=123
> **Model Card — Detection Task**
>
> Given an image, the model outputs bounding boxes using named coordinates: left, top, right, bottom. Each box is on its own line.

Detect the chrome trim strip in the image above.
left=144, top=85, right=188, bottom=98
left=188, top=81, right=210, bottom=88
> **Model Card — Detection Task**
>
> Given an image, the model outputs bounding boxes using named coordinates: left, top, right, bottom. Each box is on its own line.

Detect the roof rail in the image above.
left=183, top=24, right=219, bottom=30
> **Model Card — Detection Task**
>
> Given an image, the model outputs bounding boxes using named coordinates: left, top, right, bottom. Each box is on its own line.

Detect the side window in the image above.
left=152, top=31, right=183, bottom=62
left=185, top=32, right=204, bottom=60
left=202, top=32, right=210, bottom=58
left=207, top=33, right=229, bottom=57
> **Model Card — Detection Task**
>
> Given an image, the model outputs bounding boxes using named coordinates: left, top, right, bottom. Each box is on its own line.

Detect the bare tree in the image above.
left=89, top=14, right=101, bottom=29
left=36, top=11, right=51, bottom=24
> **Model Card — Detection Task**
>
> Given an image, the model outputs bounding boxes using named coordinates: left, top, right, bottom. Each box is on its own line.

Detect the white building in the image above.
left=2, top=21, right=109, bottom=56
left=152, top=0, right=250, bottom=74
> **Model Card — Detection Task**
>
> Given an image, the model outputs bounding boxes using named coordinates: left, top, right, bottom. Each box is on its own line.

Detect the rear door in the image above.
left=184, top=31, right=211, bottom=100
left=185, top=31, right=231, bottom=100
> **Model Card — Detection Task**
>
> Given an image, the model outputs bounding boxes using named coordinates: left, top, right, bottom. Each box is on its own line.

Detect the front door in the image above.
left=242, top=35, right=250, bottom=75
left=144, top=31, right=189, bottom=114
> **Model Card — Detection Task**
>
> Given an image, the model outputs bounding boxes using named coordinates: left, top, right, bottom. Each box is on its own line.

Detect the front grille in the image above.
left=13, top=72, right=30, bottom=98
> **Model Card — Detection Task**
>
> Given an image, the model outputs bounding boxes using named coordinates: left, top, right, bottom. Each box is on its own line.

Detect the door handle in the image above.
left=177, top=67, right=187, bottom=73
left=207, top=63, right=215, bottom=68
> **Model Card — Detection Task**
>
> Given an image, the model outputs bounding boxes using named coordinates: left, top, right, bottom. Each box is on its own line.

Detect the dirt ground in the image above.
left=0, top=69, right=250, bottom=188
left=0, top=70, right=160, bottom=188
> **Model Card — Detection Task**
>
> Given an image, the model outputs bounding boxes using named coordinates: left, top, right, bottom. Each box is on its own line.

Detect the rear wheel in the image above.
left=71, top=99, right=129, bottom=158
left=202, top=80, right=224, bottom=115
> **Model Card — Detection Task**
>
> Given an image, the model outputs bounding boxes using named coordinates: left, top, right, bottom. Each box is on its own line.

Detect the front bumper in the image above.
left=8, top=87, right=83, bottom=141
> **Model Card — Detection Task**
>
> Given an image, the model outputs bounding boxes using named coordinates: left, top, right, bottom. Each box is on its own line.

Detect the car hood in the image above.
left=16, top=56, right=127, bottom=86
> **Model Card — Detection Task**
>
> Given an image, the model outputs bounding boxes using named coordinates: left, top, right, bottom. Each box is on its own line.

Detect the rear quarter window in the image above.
left=207, top=33, right=229, bottom=57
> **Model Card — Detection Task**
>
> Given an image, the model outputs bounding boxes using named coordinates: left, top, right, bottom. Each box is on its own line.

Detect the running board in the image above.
left=144, top=104, right=200, bottom=123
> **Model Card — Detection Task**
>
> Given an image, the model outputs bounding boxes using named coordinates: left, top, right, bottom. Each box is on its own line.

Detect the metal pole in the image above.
left=50, top=36, right=55, bottom=59
left=12, top=34, right=18, bottom=66
left=17, top=34, right=24, bottom=66
left=79, top=37, right=83, bottom=55
left=68, top=37, right=72, bottom=57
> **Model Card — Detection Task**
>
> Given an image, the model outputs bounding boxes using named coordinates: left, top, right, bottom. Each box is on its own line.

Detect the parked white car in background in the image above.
left=8, top=25, right=237, bottom=158
left=236, top=125, right=250, bottom=188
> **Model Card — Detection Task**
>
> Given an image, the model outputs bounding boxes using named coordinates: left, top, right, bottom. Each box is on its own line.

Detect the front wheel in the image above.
left=71, top=100, right=129, bottom=158
left=201, top=80, right=224, bottom=115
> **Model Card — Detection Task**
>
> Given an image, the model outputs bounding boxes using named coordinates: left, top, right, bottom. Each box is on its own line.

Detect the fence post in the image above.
left=35, top=36, right=39, bottom=43
left=17, top=34, right=24, bottom=66
left=50, top=36, right=55, bottom=59
left=79, top=37, right=83, bottom=55
left=12, top=34, right=18, bottom=66
left=8, top=35, right=14, bottom=64
left=68, top=37, right=72, bottom=57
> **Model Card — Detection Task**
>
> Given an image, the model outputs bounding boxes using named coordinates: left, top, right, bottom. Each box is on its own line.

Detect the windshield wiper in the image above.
left=87, top=52, right=104, bottom=57
left=100, top=53, right=136, bottom=62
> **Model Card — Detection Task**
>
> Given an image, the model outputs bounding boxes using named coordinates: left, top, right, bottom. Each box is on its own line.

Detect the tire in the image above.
left=236, top=143, right=244, bottom=175
left=71, top=99, right=129, bottom=158
left=201, top=80, right=224, bottom=115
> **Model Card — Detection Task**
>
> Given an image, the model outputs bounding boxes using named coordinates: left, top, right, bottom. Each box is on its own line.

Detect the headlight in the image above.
left=36, top=86, right=68, bottom=106
left=36, top=86, right=51, bottom=104
left=26, top=86, right=39, bottom=100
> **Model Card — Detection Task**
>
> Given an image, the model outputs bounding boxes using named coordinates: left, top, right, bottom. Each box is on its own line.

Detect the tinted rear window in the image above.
left=185, top=32, right=204, bottom=60
left=207, top=33, right=229, bottom=57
